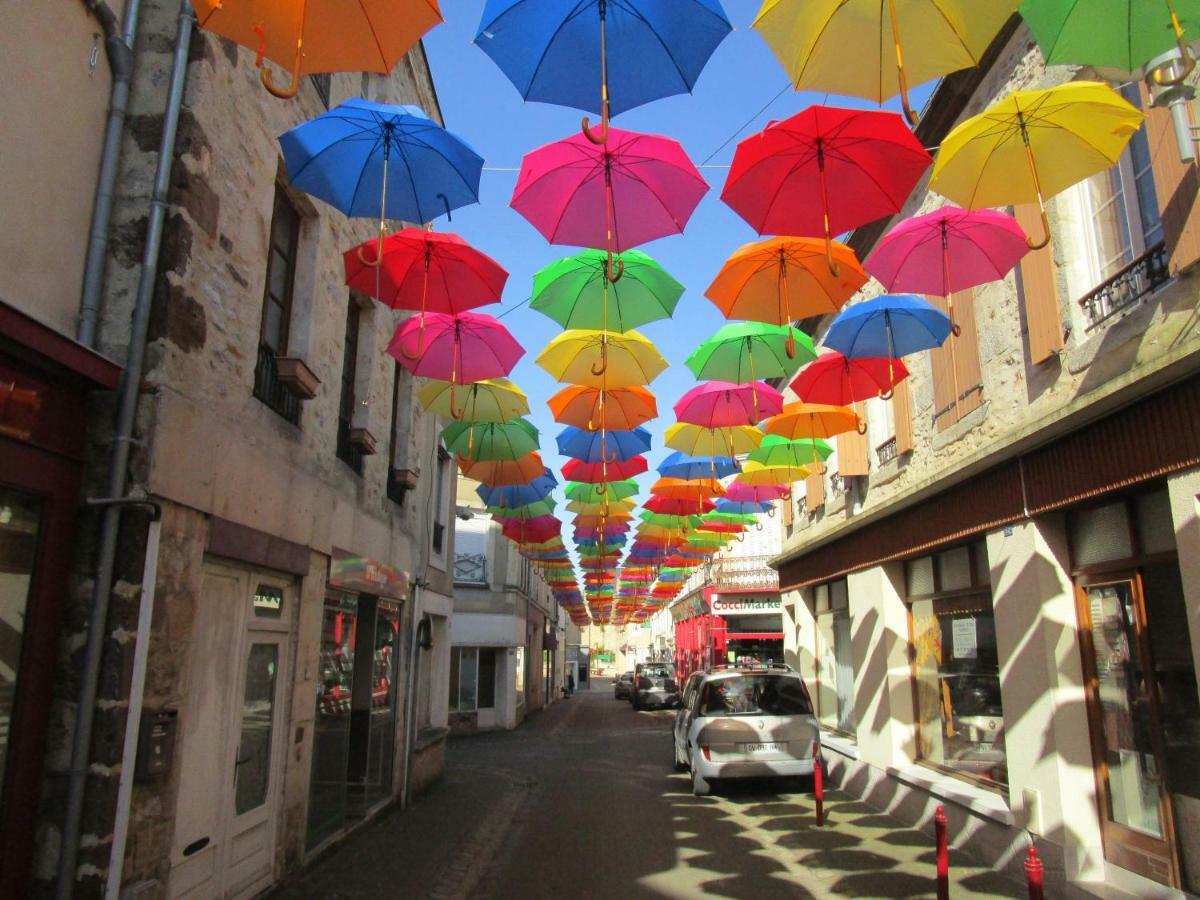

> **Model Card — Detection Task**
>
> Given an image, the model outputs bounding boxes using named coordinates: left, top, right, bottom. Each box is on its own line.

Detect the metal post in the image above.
left=935, top=806, right=949, bottom=900
left=813, top=742, right=824, bottom=827
left=1025, top=845, right=1045, bottom=900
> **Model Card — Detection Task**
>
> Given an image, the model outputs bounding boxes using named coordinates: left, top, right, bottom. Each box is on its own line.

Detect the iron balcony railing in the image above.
left=711, top=554, right=779, bottom=592
left=253, top=344, right=301, bottom=425
left=877, top=436, right=898, bottom=466
left=1080, top=241, right=1169, bottom=331
left=829, top=472, right=845, bottom=497
left=336, top=414, right=364, bottom=475
left=454, top=552, right=487, bottom=585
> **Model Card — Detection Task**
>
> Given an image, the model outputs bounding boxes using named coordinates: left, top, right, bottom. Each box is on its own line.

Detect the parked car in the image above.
left=673, top=666, right=819, bottom=796
left=631, top=662, right=680, bottom=710
left=614, top=671, right=635, bottom=700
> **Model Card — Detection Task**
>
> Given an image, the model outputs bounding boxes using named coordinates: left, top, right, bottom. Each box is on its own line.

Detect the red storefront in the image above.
left=672, top=587, right=784, bottom=681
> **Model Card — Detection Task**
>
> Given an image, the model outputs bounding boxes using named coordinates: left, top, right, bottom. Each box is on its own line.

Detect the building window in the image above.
left=515, top=646, right=525, bottom=696
left=253, top=185, right=302, bottom=424
left=448, top=647, right=497, bottom=713
left=867, top=395, right=897, bottom=465
left=454, top=527, right=487, bottom=585
left=387, top=364, right=413, bottom=505
left=905, top=541, right=1006, bottom=788
left=814, top=579, right=856, bottom=735
left=432, top=446, right=449, bottom=557
left=336, top=298, right=364, bottom=474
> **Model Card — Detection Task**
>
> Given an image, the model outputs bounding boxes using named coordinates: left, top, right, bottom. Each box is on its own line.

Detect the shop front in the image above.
left=671, top=588, right=720, bottom=680
left=711, top=593, right=784, bottom=666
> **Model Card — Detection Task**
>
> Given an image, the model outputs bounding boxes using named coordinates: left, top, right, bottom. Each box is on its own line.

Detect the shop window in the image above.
left=906, top=542, right=1006, bottom=788
left=515, top=646, right=525, bottom=695
left=814, top=579, right=856, bottom=735
left=254, top=185, right=303, bottom=424
left=449, top=647, right=479, bottom=712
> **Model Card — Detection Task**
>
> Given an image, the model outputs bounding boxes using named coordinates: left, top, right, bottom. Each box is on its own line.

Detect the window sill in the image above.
left=930, top=400, right=988, bottom=452
left=884, top=761, right=1014, bottom=826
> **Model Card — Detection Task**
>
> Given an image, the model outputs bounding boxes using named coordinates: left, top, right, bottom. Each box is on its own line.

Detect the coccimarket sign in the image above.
left=711, top=596, right=782, bottom=615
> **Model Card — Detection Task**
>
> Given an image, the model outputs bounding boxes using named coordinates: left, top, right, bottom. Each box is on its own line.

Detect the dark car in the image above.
left=614, top=671, right=635, bottom=700
left=631, top=662, right=680, bottom=710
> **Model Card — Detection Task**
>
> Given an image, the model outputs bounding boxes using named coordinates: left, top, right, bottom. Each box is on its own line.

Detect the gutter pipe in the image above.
left=57, top=3, right=195, bottom=896
left=78, top=0, right=142, bottom=347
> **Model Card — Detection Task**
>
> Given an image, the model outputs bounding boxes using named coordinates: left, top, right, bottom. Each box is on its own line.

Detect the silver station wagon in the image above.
left=673, top=666, right=819, bottom=796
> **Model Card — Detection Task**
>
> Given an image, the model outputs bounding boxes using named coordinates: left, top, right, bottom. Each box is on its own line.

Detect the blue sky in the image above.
left=423, top=1, right=934, bottom=556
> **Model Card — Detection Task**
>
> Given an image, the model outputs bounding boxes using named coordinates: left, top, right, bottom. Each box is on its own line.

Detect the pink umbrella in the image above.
left=510, top=127, right=708, bottom=280
left=674, top=380, right=783, bottom=427
left=501, top=515, right=562, bottom=545
left=726, top=482, right=790, bottom=503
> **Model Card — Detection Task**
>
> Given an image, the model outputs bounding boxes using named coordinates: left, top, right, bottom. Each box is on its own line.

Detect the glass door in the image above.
left=305, top=594, right=356, bottom=850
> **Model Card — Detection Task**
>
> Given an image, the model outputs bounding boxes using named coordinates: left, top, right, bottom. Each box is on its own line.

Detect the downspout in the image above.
left=400, top=580, right=424, bottom=809
left=78, top=0, right=142, bottom=347
left=57, top=3, right=195, bottom=897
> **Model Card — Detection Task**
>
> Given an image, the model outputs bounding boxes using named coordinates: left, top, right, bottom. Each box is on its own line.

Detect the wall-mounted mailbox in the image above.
left=135, top=708, right=178, bottom=781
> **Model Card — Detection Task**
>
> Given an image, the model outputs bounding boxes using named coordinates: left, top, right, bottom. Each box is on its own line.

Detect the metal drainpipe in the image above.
left=400, top=581, right=424, bottom=809
left=56, top=3, right=194, bottom=897
left=78, top=0, right=142, bottom=347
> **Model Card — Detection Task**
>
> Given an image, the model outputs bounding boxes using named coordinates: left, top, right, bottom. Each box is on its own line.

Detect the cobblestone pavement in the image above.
left=272, top=680, right=1025, bottom=899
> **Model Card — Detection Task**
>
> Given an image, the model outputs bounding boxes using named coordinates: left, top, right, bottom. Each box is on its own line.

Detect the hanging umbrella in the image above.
left=752, top=0, right=1019, bottom=124
left=566, top=479, right=640, bottom=503
left=640, top=505, right=709, bottom=523
left=715, top=498, right=774, bottom=515
left=417, top=378, right=529, bottom=423
left=824, top=295, right=952, bottom=359
left=791, top=353, right=910, bottom=412
left=723, top=106, right=932, bottom=273
left=281, top=100, right=483, bottom=268
left=735, top=461, right=809, bottom=487
left=674, top=380, right=783, bottom=428
left=532, top=249, right=683, bottom=332
left=749, top=434, right=834, bottom=475
left=475, top=0, right=732, bottom=139
left=191, top=0, right=443, bottom=98
left=476, top=469, right=557, bottom=507
left=762, top=401, right=860, bottom=440
left=664, top=423, right=763, bottom=456
left=561, top=456, right=649, bottom=484
left=537, top=329, right=667, bottom=387
left=460, top=452, right=546, bottom=486
left=706, top=236, right=868, bottom=333
left=442, top=419, right=540, bottom=461
left=486, top=498, right=558, bottom=519
left=650, top=478, right=725, bottom=500
left=556, top=425, right=652, bottom=461
left=686, top=322, right=815, bottom=383
left=549, top=385, right=657, bottom=431
left=566, top=498, right=637, bottom=515
left=726, top=482, right=790, bottom=503
left=501, top=515, right=562, bottom=545
left=657, top=452, right=740, bottom=480
left=929, top=82, right=1144, bottom=249
left=1021, top=0, right=1200, bottom=80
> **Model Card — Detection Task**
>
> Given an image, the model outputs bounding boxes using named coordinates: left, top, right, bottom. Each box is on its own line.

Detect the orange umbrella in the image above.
left=706, top=236, right=867, bottom=325
left=191, top=0, right=443, bottom=98
left=459, top=452, right=544, bottom=486
left=548, top=385, right=657, bottom=431
left=650, top=478, right=726, bottom=500
left=763, top=402, right=861, bottom=439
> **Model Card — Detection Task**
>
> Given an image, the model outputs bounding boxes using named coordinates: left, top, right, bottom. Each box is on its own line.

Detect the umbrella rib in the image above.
left=522, top=1, right=593, bottom=102
left=354, top=0, right=390, bottom=70
left=929, top=0, right=979, bottom=61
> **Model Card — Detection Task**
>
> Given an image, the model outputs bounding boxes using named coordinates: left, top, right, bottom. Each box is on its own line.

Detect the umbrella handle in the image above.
left=887, top=0, right=920, bottom=127
left=765, top=505, right=776, bottom=519
left=261, top=63, right=301, bottom=99
left=449, top=383, right=466, bottom=421
left=879, top=388, right=895, bottom=401
left=590, top=337, right=609, bottom=376
left=399, top=319, right=426, bottom=361
left=736, top=532, right=745, bottom=543
left=597, top=481, right=608, bottom=495
left=606, top=252, right=625, bottom=283
left=356, top=240, right=383, bottom=267
left=1153, top=5, right=1197, bottom=85
left=582, top=115, right=610, bottom=145
left=785, top=329, right=797, bottom=360
left=856, top=418, right=868, bottom=435
left=1026, top=205, right=1051, bottom=250
left=951, top=323, right=963, bottom=338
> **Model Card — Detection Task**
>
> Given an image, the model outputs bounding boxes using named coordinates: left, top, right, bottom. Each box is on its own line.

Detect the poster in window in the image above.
left=952, top=617, right=978, bottom=660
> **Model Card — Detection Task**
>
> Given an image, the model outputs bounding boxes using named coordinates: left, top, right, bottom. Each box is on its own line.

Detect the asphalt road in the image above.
left=274, top=678, right=1024, bottom=899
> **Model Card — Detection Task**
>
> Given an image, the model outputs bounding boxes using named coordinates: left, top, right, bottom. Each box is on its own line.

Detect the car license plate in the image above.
left=743, top=742, right=783, bottom=753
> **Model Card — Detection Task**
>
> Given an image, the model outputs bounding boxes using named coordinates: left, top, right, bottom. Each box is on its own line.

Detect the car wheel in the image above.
left=673, top=742, right=688, bottom=772
left=690, top=759, right=712, bottom=796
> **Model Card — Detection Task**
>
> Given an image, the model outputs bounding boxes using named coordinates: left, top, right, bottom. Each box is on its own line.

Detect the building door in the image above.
left=168, top=564, right=293, bottom=900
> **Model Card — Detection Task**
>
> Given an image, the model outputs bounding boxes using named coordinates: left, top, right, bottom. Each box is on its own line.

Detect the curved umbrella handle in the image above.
left=399, top=321, right=426, bottom=361
left=597, top=481, right=608, bottom=496
left=1153, top=6, right=1197, bottom=85
left=785, top=329, right=797, bottom=360
left=765, top=505, right=776, bottom=519
left=582, top=115, right=609, bottom=145
left=887, top=0, right=920, bottom=127
left=856, top=417, right=868, bottom=435
left=736, top=532, right=746, bottom=543
left=449, top=383, right=466, bottom=421
left=951, top=322, right=963, bottom=338
left=261, top=60, right=301, bottom=99
left=606, top=251, right=625, bottom=283
left=356, top=241, right=383, bottom=267
left=824, top=232, right=842, bottom=278
left=605, top=450, right=619, bottom=464
left=1026, top=205, right=1052, bottom=250
left=879, top=388, right=895, bottom=401
left=590, top=338, right=609, bottom=376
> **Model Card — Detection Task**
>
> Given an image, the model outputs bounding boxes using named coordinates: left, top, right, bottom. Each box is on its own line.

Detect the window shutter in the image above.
left=892, top=375, right=913, bottom=454
left=1141, top=85, right=1200, bottom=274
left=781, top=493, right=794, bottom=528
left=836, top=428, right=869, bottom=477
left=804, top=472, right=825, bottom=512
left=1013, top=204, right=1064, bottom=363
left=926, top=295, right=959, bottom=431
left=952, top=288, right=983, bottom=419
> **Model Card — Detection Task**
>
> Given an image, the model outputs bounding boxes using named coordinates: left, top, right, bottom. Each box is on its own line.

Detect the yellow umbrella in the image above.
left=664, top=423, right=763, bottom=456
left=929, top=81, right=1144, bottom=248
left=735, top=460, right=810, bottom=487
left=536, top=329, right=668, bottom=389
left=567, top=498, right=638, bottom=515
left=753, top=0, right=1019, bottom=124
left=417, top=378, right=529, bottom=422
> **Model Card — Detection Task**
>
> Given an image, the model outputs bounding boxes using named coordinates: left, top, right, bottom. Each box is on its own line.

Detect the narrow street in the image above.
left=274, top=681, right=1025, bottom=900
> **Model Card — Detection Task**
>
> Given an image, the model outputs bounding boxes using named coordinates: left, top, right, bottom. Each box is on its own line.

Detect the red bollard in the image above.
left=813, top=749, right=825, bottom=827
left=1025, top=845, right=1045, bottom=900
left=935, top=806, right=949, bottom=900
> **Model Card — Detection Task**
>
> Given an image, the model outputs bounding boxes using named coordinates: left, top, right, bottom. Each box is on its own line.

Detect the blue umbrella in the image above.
left=475, top=0, right=732, bottom=142
left=823, top=295, right=952, bottom=359
left=657, top=451, right=740, bottom=480
left=476, top=468, right=558, bottom=507
left=557, top=425, right=652, bottom=462
left=715, top=498, right=773, bottom=515
left=280, top=99, right=483, bottom=263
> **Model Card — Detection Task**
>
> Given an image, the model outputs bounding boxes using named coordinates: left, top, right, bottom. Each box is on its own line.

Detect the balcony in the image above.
left=454, top=552, right=487, bottom=585
left=1079, top=241, right=1169, bottom=331
left=710, top=554, right=779, bottom=592
left=253, top=344, right=302, bottom=425
left=877, top=436, right=898, bottom=466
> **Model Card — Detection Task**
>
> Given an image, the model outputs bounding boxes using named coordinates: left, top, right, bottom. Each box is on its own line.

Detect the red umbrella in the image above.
left=501, top=515, right=561, bottom=545
left=790, top=352, right=909, bottom=407
left=644, top=496, right=715, bottom=516
left=562, top=456, right=648, bottom=484
left=674, top=380, right=782, bottom=427
left=722, top=106, right=931, bottom=274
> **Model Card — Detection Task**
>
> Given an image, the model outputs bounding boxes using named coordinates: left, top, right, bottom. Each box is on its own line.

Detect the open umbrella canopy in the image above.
left=649, top=478, right=725, bottom=500
left=725, top=482, right=790, bottom=503
left=532, top=249, right=684, bottom=332
left=674, top=380, right=782, bottom=427
left=643, top=496, right=716, bottom=516
left=824, top=295, right=952, bottom=359
left=867, top=208, right=1030, bottom=297
left=639, top=510, right=706, bottom=528
left=281, top=100, right=481, bottom=223
left=556, top=425, right=652, bottom=461
left=442, top=418, right=540, bottom=461
left=686, top=322, right=815, bottom=383
left=791, top=353, right=910, bottom=405
left=344, top=228, right=508, bottom=311
left=657, top=452, right=740, bottom=480
left=474, top=0, right=732, bottom=117
left=537, top=329, right=667, bottom=388
left=701, top=511, right=759, bottom=527
left=749, top=434, right=833, bottom=469
left=549, top=385, right=657, bottom=431
left=486, top=498, right=558, bottom=519
left=501, top=515, right=562, bottom=544
left=561, top=456, right=649, bottom=484
left=511, top=128, right=708, bottom=254
left=763, top=401, right=861, bottom=440
left=565, top=479, right=640, bottom=503
left=715, top=498, right=774, bottom=515
left=664, top=423, right=763, bottom=456
left=706, top=236, right=867, bottom=325
left=418, top=378, right=529, bottom=423
left=387, top=312, right=524, bottom=383
left=460, top=452, right=545, bottom=486
left=735, top=461, right=809, bottom=487
left=476, top=469, right=557, bottom=506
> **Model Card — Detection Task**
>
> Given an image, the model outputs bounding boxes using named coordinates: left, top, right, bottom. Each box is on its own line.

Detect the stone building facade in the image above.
left=772, top=19, right=1200, bottom=899
left=1, top=2, right=456, bottom=897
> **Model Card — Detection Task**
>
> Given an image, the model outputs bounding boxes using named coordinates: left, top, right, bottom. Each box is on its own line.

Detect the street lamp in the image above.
left=1145, top=46, right=1199, bottom=163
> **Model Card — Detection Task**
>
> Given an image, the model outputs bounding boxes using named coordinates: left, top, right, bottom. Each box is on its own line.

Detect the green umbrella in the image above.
left=486, top=498, right=557, bottom=519
left=565, top=479, right=639, bottom=503
left=637, top=511, right=703, bottom=529
left=685, top=534, right=728, bottom=548
left=748, top=434, right=834, bottom=470
left=531, top=249, right=684, bottom=332
left=686, top=322, right=815, bottom=383
left=1020, top=0, right=1200, bottom=77
left=442, top=419, right=540, bottom=461
left=701, top=511, right=759, bottom=527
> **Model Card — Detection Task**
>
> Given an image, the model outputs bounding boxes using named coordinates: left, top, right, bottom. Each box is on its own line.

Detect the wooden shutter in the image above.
left=892, top=375, right=913, bottom=454
left=836, top=428, right=869, bottom=476
left=1013, top=204, right=1064, bottom=364
left=1141, top=85, right=1200, bottom=274
left=927, top=295, right=959, bottom=431
left=781, top=493, right=794, bottom=528
left=953, top=289, right=983, bottom=419
left=804, top=472, right=825, bottom=512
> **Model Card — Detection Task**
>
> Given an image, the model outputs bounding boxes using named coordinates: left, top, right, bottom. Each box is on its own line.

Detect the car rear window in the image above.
left=639, top=664, right=671, bottom=678
left=699, top=675, right=812, bottom=717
